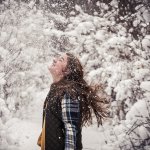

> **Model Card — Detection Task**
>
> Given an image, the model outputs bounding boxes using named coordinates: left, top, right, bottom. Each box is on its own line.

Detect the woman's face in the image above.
left=48, top=53, right=68, bottom=80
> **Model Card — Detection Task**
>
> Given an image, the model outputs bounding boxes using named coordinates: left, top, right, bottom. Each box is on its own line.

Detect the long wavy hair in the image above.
left=50, top=52, right=110, bottom=127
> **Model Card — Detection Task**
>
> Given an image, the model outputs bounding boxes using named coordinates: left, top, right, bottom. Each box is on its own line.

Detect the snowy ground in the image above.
left=6, top=119, right=107, bottom=150
left=4, top=90, right=109, bottom=150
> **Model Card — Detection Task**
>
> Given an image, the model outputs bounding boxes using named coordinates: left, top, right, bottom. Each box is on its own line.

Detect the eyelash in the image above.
left=59, top=58, right=63, bottom=61
left=60, top=58, right=63, bottom=61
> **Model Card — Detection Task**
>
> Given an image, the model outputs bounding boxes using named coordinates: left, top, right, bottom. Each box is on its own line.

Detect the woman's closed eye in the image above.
left=59, top=57, right=64, bottom=62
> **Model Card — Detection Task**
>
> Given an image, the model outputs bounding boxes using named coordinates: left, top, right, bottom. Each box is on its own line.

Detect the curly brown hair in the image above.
left=50, top=52, right=110, bottom=127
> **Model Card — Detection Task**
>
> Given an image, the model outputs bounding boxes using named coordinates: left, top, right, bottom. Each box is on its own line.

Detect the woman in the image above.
left=37, top=52, right=110, bottom=150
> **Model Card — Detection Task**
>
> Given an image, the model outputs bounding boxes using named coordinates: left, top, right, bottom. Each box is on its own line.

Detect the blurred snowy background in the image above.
left=0, top=0, right=150, bottom=150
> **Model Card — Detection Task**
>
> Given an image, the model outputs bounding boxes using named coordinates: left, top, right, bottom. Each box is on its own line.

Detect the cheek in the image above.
left=63, top=62, right=67, bottom=71
left=52, top=63, right=63, bottom=74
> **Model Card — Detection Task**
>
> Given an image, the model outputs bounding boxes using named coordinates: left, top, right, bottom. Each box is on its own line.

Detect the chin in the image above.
left=50, top=67, right=56, bottom=74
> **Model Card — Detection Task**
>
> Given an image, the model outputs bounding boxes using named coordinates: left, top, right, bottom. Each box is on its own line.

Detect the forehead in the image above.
left=61, top=53, right=68, bottom=60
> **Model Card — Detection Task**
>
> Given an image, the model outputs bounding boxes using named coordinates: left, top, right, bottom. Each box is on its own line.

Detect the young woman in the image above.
left=37, top=52, right=110, bottom=150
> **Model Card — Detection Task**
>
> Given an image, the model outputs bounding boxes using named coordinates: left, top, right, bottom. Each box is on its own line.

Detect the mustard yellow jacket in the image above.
left=37, top=101, right=47, bottom=150
left=37, top=117, right=45, bottom=150
left=37, top=101, right=48, bottom=150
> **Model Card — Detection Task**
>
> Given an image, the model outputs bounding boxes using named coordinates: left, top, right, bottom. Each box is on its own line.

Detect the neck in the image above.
left=52, top=75, right=63, bottom=83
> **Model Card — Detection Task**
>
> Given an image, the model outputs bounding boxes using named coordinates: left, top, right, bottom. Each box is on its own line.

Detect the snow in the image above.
left=114, top=79, right=133, bottom=101
left=1, top=89, right=109, bottom=150
left=94, top=30, right=106, bottom=41
left=126, top=99, right=150, bottom=121
left=133, top=68, right=150, bottom=80
left=142, top=35, right=150, bottom=51
left=0, top=1, right=150, bottom=150
left=4, top=118, right=41, bottom=150
left=140, top=81, right=150, bottom=92
left=1, top=118, right=108, bottom=150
